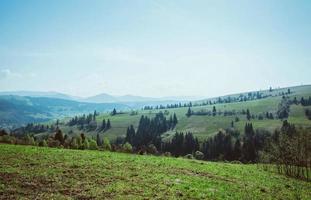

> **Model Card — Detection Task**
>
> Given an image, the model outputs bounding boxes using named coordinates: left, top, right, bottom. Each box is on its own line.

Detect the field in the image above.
left=0, top=144, right=310, bottom=199
left=47, top=85, right=311, bottom=142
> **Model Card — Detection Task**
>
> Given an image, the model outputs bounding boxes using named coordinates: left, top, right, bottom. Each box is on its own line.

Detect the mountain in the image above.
left=0, top=91, right=200, bottom=104
left=0, top=91, right=78, bottom=101
left=83, top=93, right=118, bottom=103
left=0, top=95, right=130, bottom=128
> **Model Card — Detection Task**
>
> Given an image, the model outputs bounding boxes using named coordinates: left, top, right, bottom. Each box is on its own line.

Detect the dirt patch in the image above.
left=0, top=172, right=19, bottom=183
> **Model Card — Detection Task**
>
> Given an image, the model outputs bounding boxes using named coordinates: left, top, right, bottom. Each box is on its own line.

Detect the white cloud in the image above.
left=0, top=68, right=36, bottom=80
left=0, top=69, right=21, bottom=79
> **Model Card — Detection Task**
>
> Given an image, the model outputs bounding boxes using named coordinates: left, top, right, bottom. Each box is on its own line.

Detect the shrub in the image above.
left=184, top=154, right=194, bottom=159
left=70, top=138, right=79, bottom=149
left=103, top=138, right=111, bottom=151
left=38, top=140, right=48, bottom=147
left=146, top=144, right=157, bottom=154
left=82, top=140, right=89, bottom=150
left=122, top=142, right=132, bottom=153
left=0, top=135, right=14, bottom=144
left=26, top=135, right=36, bottom=146
left=48, top=138, right=60, bottom=147
left=194, top=151, right=204, bottom=160
left=163, top=152, right=171, bottom=157
left=89, top=139, right=98, bottom=150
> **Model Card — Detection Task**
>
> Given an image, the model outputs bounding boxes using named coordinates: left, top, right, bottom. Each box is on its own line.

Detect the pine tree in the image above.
left=246, top=109, right=251, bottom=120
left=93, top=110, right=97, bottom=121
left=233, top=139, right=242, bottom=160
left=111, top=108, right=117, bottom=116
left=212, top=106, right=216, bottom=116
left=186, top=107, right=192, bottom=117
left=173, top=113, right=178, bottom=126
left=101, top=119, right=106, bottom=130
left=96, top=133, right=102, bottom=146
left=106, top=119, right=111, bottom=129
left=54, top=129, right=64, bottom=144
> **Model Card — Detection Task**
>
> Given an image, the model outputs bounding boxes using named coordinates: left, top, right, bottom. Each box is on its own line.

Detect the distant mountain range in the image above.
left=0, top=95, right=131, bottom=128
left=0, top=91, right=198, bottom=128
left=0, top=91, right=202, bottom=103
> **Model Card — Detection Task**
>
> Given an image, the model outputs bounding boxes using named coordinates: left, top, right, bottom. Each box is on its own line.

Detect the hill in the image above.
left=0, top=95, right=130, bottom=128
left=39, top=85, right=311, bottom=142
left=0, top=144, right=310, bottom=199
left=0, top=91, right=78, bottom=101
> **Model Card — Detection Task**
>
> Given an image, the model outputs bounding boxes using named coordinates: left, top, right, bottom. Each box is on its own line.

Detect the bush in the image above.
left=26, top=135, right=36, bottom=146
left=48, top=138, right=60, bottom=147
left=194, top=151, right=204, bottom=160
left=103, top=138, right=111, bottom=151
left=163, top=152, right=171, bottom=157
left=38, top=140, right=48, bottom=147
left=122, top=142, right=132, bottom=153
left=230, top=160, right=242, bottom=164
left=89, top=139, right=98, bottom=150
left=184, top=154, right=194, bottom=159
left=0, top=135, right=14, bottom=144
left=146, top=144, right=157, bottom=154
left=70, top=138, right=79, bottom=149
left=82, top=140, right=89, bottom=150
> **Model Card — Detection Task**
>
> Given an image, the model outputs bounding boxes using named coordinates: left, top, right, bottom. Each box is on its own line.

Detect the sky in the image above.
left=0, top=0, right=310, bottom=98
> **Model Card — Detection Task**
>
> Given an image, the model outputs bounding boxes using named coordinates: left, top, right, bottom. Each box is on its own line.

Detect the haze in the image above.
left=0, top=0, right=310, bottom=98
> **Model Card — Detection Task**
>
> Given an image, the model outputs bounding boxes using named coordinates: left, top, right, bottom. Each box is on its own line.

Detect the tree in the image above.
left=111, top=108, right=117, bottom=116
left=186, top=107, right=192, bottom=117
left=101, top=119, right=106, bottom=130
left=106, top=119, right=111, bottom=129
left=242, top=123, right=256, bottom=162
left=93, top=110, right=97, bottom=121
left=233, top=139, right=242, bottom=160
left=125, top=125, right=135, bottom=145
left=96, top=134, right=102, bottom=146
left=54, top=129, right=64, bottom=144
left=173, top=113, right=178, bottom=126
left=246, top=109, right=251, bottom=121
left=212, top=106, right=216, bottom=116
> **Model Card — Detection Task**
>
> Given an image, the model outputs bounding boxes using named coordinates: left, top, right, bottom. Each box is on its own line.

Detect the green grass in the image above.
left=0, top=144, right=310, bottom=199
left=35, top=85, right=311, bottom=142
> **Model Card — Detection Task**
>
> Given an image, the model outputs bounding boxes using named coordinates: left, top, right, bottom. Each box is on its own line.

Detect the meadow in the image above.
left=49, top=85, right=311, bottom=142
left=0, top=144, right=310, bottom=200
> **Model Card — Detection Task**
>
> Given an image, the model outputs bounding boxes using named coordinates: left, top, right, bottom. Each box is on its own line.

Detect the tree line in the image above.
left=67, top=111, right=111, bottom=132
left=124, top=112, right=178, bottom=152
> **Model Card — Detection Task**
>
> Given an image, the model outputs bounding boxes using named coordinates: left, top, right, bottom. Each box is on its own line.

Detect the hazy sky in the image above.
left=0, top=0, right=310, bottom=98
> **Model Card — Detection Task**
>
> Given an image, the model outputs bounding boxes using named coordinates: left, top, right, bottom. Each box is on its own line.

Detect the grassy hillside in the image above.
left=49, top=85, right=311, bottom=142
left=0, top=144, right=310, bottom=199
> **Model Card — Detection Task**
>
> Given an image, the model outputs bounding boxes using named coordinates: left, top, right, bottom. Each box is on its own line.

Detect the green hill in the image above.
left=0, top=95, right=130, bottom=128
left=0, top=144, right=310, bottom=199
left=41, top=85, right=311, bottom=142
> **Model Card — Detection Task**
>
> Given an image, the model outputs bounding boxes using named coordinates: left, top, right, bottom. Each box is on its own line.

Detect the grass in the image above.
left=0, top=144, right=310, bottom=199
left=33, top=85, right=311, bottom=142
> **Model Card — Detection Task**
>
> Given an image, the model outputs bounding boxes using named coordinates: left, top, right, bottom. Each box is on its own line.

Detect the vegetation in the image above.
left=0, top=144, right=310, bottom=199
